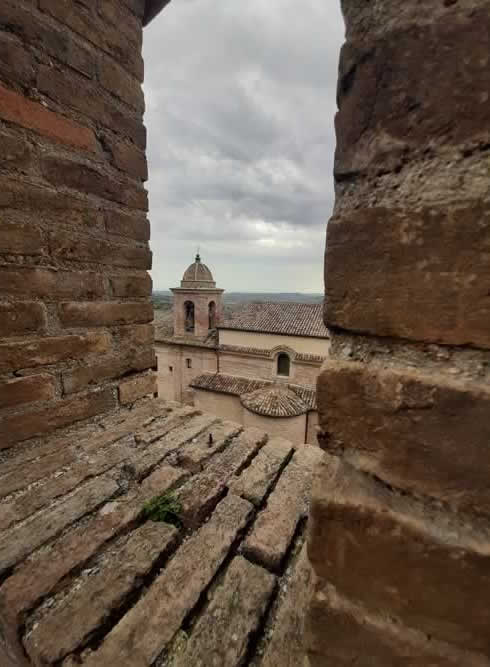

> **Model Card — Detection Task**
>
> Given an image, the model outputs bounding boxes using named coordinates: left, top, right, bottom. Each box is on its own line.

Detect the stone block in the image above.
left=0, top=83, right=96, bottom=151
left=104, top=210, right=150, bottom=241
left=1, top=268, right=104, bottom=300
left=176, top=420, right=242, bottom=473
left=309, top=455, right=490, bottom=653
left=0, top=30, right=35, bottom=87
left=0, top=333, right=111, bottom=374
left=49, top=231, right=152, bottom=269
left=119, top=372, right=157, bottom=404
left=229, top=436, right=293, bottom=506
left=317, top=359, right=490, bottom=515
left=0, top=388, right=116, bottom=448
left=83, top=495, right=253, bottom=666
left=104, top=134, right=148, bottom=180
left=171, top=556, right=276, bottom=666
left=0, top=302, right=47, bottom=337
left=0, top=374, right=56, bottom=410
left=59, top=302, right=153, bottom=327
left=62, top=350, right=154, bottom=394
left=325, top=205, right=490, bottom=348
left=41, top=155, right=148, bottom=211
left=98, top=54, right=145, bottom=113
left=305, top=580, right=488, bottom=667
left=0, top=223, right=42, bottom=256
left=242, top=445, right=322, bottom=572
left=0, top=129, right=33, bottom=170
left=25, top=523, right=178, bottom=664
left=109, top=272, right=152, bottom=297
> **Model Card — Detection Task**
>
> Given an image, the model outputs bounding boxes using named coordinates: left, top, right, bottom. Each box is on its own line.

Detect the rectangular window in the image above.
left=186, top=358, right=192, bottom=369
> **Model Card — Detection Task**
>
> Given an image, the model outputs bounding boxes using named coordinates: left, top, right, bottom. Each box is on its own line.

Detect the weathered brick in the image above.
left=0, top=223, right=42, bottom=256
left=37, top=65, right=146, bottom=148
left=0, top=333, right=111, bottom=374
left=0, top=31, right=35, bottom=87
left=105, top=210, right=150, bottom=241
left=109, top=272, right=152, bottom=297
left=171, top=556, right=276, bottom=667
left=309, top=455, right=490, bottom=653
left=84, top=495, right=253, bottom=666
left=0, top=302, right=47, bottom=337
left=49, top=231, right=152, bottom=269
left=41, top=154, right=148, bottom=211
left=0, top=129, right=33, bottom=170
left=306, top=580, right=487, bottom=667
left=0, top=1, right=96, bottom=78
left=59, top=302, right=153, bottom=327
left=229, top=436, right=293, bottom=506
left=1, top=268, right=104, bottom=300
left=325, top=205, right=490, bottom=348
left=122, top=0, right=145, bottom=19
left=0, top=388, right=116, bottom=448
left=104, top=133, right=148, bottom=180
left=262, top=544, right=311, bottom=667
left=335, top=12, right=490, bottom=177
left=119, top=372, right=157, bottom=404
left=39, top=0, right=143, bottom=79
left=0, top=374, right=55, bottom=410
left=317, top=360, right=490, bottom=515
left=0, top=474, right=119, bottom=573
left=242, top=445, right=322, bottom=572
left=99, top=0, right=143, bottom=47
left=62, top=350, right=155, bottom=394
left=0, top=83, right=96, bottom=151
left=176, top=420, right=242, bottom=473
left=25, top=523, right=178, bottom=664
left=177, top=427, right=267, bottom=527
left=98, top=55, right=144, bottom=113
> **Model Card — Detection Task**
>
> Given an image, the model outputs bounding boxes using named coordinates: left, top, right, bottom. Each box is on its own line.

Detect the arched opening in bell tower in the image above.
left=208, top=301, right=216, bottom=329
left=184, top=300, right=195, bottom=333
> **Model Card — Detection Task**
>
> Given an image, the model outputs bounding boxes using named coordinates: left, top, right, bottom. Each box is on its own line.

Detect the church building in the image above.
left=155, top=255, right=329, bottom=444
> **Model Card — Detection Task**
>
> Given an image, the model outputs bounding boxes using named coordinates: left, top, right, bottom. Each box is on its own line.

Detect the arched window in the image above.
left=277, top=353, right=290, bottom=377
left=208, top=301, right=216, bottom=329
left=184, top=300, right=195, bottom=333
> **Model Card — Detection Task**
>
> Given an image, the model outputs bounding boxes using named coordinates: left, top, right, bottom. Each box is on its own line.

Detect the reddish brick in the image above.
left=0, top=375, right=56, bottom=410
left=109, top=272, right=152, bottom=297
left=0, top=1, right=96, bottom=78
left=119, top=373, right=157, bottom=404
left=0, top=224, right=42, bottom=256
left=62, top=350, right=155, bottom=394
left=0, top=302, right=47, bottom=337
left=104, top=134, right=148, bottom=180
left=37, top=65, right=146, bottom=148
left=59, top=302, right=153, bottom=328
left=325, top=205, right=490, bottom=349
left=0, top=333, right=111, bottom=373
left=0, top=31, right=35, bottom=87
left=317, top=360, right=490, bottom=516
left=39, top=0, right=143, bottom=79
left=98, top=55, right=144, bottom=113
left=41, top=155, right=148, bottom=211
left=105, top=210, right=150, bottom=241
left=49, top=231, right=151, bottom=270
left=0, top=389, right=116, bottom=448
left=0, top=84, right=96, bottom=151
left=1, top=268, right=104, bottom=300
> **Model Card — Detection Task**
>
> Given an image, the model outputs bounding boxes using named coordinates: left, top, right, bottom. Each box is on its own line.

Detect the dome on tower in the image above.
left=180, top=253, right=216, bottom=288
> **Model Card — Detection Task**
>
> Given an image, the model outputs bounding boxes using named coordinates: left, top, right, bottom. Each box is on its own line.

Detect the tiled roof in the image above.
left=241, top=387, right=309, bottom=418
left=220, top=302, right=328, bottom=338
left=190, top=372, right=317, bottom=416
left=219, top=344, right=273, bottom=358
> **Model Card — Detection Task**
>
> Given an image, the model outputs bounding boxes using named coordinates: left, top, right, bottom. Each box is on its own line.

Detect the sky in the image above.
left=143, top=0, right=345, bottom=293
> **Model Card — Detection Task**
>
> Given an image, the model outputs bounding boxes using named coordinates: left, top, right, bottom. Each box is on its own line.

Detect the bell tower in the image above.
left=171, top=254, right=224, bottom=339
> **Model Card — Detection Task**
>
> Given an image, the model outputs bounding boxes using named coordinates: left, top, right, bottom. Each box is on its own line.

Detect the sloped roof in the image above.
left=220, top=302, right=328, bottom=338
left=190, top=372, right=317, bottom=415
left=241, top=386, right=309, bottom=418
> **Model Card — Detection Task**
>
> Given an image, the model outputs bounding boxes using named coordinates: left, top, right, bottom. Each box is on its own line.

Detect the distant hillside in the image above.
left=152, top=290, right=323, bottom=310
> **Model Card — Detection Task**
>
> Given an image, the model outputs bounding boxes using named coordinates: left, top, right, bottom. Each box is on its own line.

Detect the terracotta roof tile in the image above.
left=220, top=302, right=328, bottom=338
left=241, top=387, right=308, bottom=418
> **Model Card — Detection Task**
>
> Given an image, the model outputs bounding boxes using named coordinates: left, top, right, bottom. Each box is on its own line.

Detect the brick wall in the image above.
left=0, top=0, right=156, bottom=449
left=307, top=1, right=490, bottom=664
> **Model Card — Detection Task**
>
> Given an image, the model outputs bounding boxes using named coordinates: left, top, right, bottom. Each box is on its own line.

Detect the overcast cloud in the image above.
left=143, top=1, right=345, bottom=292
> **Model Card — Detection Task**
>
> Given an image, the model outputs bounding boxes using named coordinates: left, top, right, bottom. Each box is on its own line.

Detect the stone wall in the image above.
left=0, top=0, right=156, bottom=449
left=307, top=1, right=490, bottom=665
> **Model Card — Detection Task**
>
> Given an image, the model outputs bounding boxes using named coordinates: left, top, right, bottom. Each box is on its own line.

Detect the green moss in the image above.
left=141, top=492, right=183, bottom=527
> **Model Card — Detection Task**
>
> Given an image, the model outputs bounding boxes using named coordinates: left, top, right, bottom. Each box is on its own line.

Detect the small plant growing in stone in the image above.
left=141, top=492, right=183, bottom=528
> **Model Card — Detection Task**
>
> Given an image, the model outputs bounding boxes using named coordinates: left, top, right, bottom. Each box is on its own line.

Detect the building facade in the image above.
left=155, top=257, right=329, bottom=445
